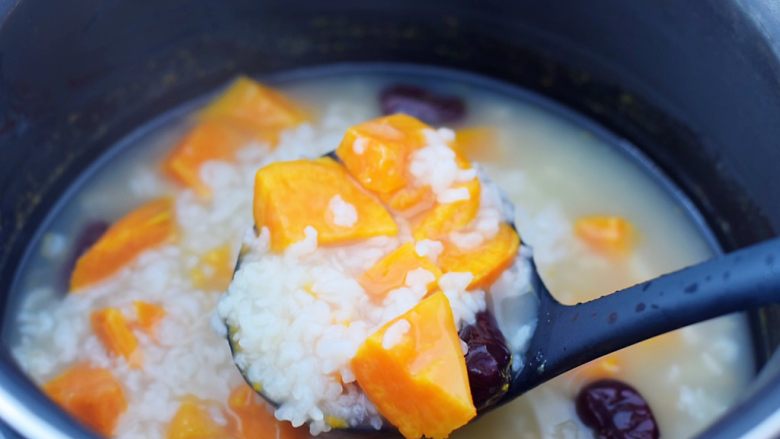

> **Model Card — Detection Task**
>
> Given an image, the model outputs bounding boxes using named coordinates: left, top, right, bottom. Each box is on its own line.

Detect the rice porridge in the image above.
left=10, top=67, right=753, bottom=438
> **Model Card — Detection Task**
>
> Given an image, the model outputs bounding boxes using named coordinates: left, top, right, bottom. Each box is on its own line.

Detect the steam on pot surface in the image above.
left=10, top=69, right=753, bottom=438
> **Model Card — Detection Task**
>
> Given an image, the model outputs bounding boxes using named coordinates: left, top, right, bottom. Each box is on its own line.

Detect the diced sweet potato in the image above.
left=91, top=308, right=141, bottom=367
left=438, top=223, right=520, bottom=289
left=44, top=363, right=127, bottom=437
left=200, top=76, right=307, bottom=144
left=336, top=114, right=428, bottom=196
left=359, top=243, right=441, bottom=301
left=165, top=77, right=307, bottom=198
left=574, top=215, right=636, bottom=258
left=352, top=291, right=476, bottom=439
left=227, top=385, right=308, bottom=439
left=325, top=416, right=348, bottom=429
left=70, top=198, right=176, bottom=291
left=133, top=301, right=166, bottom=334
left=163, top=120, right=249, bottom=198
left=413, top=178, right=481, bottom=240
left=254, top=158, right=398, bottom=251
left=190, top=245, right=235, bottom=291
left=167, top=397, right=227, bottom=439
left=383, top=184, right=435, bottom=213
left=336, top=114, right=475, bottom=215
left=452, top=126, right=499, bottom=162
left=577, top=354, right=622, bottom=382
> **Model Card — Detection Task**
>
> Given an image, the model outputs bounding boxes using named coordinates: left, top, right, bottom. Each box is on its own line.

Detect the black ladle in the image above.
left=505, top=235, right=780, bottom=404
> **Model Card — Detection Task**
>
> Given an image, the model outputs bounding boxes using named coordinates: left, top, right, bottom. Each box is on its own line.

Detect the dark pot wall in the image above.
left=1, top=1, right=780, bottom=438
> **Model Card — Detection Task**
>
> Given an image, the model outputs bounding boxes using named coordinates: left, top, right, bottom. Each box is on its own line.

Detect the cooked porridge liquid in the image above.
left=12, top=71, right=753, bottom=438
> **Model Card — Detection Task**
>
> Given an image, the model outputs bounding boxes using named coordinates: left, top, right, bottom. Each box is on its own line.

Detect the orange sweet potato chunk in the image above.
left=336, top=114, right=428, bottom=196
left=190, top=244, right=235, bottom=291
left=44, top=363, right=127, bottom=437
left=227, top=385, right=308, bottom=439
left=91, top=308, right=141, bottom=367
left=163, top=120, right=249, bottom=198
left=254, top=158, right=398, bottom=251
left=383, top=184, right=435, bottom=213
left=438, top=223, right=520, bottom=289
left=200, top=76, right=307, bottom=144
left=167, top=397, right=227, bottom=439
left=413, top=177, right=481, bottom=240
left=70, top=198, right=176, bottom=291
left=453, top=126, right=499, bottom=162
left=352, top=291, right=476, bottom=439
left=574, top=215, right=636, bottom=258
left=359, top=243, right=441, bottom=301
left=577, top=354, right=622, bottom=382
left=133, top=301, right=166, bottom=334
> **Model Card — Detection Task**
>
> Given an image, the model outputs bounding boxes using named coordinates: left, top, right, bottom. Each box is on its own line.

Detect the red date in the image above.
left=460, top=311, right=512, bottom=410
left=576, top=379, right=659, bottom=439
left=379, top=84, right=466, bottom=125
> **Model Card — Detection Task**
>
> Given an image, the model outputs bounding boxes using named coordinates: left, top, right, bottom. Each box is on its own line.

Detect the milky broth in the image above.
left=11, top=66, right=753, bottom=438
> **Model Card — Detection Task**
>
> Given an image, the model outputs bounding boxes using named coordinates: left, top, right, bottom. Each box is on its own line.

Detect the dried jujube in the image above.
left=379, top=84, right=466, bottom=125
left=460, top=310, right=512, bottom=410
left=576, top=379, right=659, bottom=439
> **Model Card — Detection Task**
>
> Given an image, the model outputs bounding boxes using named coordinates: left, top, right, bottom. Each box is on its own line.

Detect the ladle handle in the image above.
left=510, top=236, right=780, bottom=397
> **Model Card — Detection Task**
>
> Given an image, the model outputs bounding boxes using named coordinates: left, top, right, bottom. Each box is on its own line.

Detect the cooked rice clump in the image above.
left=13, top=104, right=538, bottom=437
left=13, top=104, right=377, bottom=438
left=218, top=127, right=533, bottom=434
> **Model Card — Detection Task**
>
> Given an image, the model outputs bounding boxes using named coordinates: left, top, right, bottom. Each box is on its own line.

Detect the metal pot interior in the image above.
left=1, top=1, right=780, bottom=437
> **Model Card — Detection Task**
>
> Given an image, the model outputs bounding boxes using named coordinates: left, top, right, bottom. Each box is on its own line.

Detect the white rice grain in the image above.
left=352, top=137, right=368, bottom=155
left=438, top=187, right=471, bottom=204
left=409, top=128, right=477, bottom=204
left=414, top=239, right=444, bottom=262
left=382, top=319, right=411, bottom=349
left=328, top=195, right=358, bottom=228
